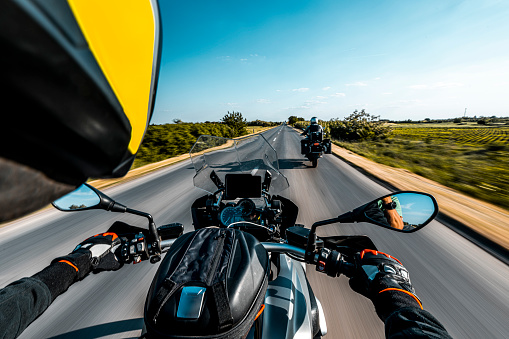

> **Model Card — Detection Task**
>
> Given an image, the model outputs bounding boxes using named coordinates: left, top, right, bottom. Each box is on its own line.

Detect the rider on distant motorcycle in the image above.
left=302, top=116, right=324, bottom=141
left=0, top=2, right=451, bottom=338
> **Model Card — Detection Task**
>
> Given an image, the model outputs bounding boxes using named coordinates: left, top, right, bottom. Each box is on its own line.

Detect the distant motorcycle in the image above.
left=52, top=134, right=438, bottom=338
left=300, top=132, right=332, bottom=168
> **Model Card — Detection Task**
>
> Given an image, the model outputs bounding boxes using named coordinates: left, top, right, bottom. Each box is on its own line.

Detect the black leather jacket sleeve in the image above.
left=0, top=277, right=52, bottom=339
left=0, top=262, right=77, bottom=339
left=386, top=307, right=452, bottom=338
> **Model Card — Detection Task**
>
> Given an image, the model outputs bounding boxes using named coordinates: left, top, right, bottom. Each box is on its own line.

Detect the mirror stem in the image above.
left=109, top=202, right=127, bottom=213
left=305, top=217, right=339, bottom=262
left=125, top=208, right=161, bottom=253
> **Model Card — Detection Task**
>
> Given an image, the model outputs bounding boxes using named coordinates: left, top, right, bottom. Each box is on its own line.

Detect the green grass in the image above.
left=392, top=122, right=507, bottom=128
left=392, top=126, right=509, bottom=146
left=334, top=126, right=509, bottom=210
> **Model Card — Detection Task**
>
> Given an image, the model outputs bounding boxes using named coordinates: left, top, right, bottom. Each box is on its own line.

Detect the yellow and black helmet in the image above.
left=0, top=0, right=161, bottom=186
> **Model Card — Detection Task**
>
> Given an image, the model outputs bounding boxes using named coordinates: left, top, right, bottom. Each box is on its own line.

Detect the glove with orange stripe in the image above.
left=53, top=232, right=123, bottom=280
left=349, top=249, right=422, bottom=322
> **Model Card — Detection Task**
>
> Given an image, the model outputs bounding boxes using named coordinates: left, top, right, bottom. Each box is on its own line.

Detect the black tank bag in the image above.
left=144, top=228, right=270, bottom=338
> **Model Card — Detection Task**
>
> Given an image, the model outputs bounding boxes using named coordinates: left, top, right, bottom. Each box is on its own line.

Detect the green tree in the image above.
left=288, top=116, right=305, bottom=126
left=288, top=116, right=298, bottom=125
left=329, top=109, right=392, bottom=141
left=221, top=111, right=248, bottom=137
left=478, top=118, right=490, bottom=125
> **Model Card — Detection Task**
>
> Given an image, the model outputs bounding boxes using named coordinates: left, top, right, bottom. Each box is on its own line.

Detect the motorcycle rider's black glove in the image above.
left=349, top=249, right=422, bottom=322
left=33, top=232, right=123, bottom=302
left=52, top=232, right=123, bottom=279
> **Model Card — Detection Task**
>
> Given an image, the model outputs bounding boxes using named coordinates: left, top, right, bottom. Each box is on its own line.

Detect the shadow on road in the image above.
left=47, top=318, right=144, bottom=339
left=279, top=158, right=312, bottom=169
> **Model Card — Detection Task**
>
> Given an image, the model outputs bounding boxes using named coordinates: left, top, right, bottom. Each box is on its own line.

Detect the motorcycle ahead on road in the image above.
left=52, top=134, right=438, bottom=338
left=300, top=132, right=332, bottom=168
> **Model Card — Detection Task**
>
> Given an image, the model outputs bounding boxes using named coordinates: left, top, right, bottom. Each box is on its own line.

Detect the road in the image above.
left=1, top=125, right=508, bottom=338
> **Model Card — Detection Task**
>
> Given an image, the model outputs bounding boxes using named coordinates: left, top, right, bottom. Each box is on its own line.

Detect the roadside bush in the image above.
left=133, top=123, right=232, bottom=168
left=328, top=110, right=392, bottom=141
left=221, top=111, right=248, bottom=137
left=294, top=121, right=307, bottom=130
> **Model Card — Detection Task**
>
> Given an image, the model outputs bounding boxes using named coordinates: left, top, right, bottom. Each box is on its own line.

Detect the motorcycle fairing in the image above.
left=262, top=254, right=325, bottom=338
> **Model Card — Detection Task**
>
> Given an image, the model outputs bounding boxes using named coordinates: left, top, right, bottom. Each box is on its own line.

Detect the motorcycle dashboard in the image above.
left=219, top=198, right=259, bottom=227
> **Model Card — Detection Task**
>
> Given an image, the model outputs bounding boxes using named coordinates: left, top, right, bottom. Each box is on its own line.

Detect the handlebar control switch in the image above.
left=316, top=248, right=346, bottom=277
left=119, top=232, right=150, bottom=264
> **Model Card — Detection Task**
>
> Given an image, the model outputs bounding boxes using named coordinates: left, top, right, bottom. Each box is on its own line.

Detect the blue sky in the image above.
left=152, top=0, right=509, bottom=124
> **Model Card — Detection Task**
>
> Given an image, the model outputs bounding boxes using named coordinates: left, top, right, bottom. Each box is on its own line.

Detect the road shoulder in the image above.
left=292, top=126, right=509, bottom=261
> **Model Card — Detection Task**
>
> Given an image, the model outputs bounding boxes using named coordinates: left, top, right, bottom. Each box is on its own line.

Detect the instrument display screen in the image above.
left=225, top=174, right=261, bottom=199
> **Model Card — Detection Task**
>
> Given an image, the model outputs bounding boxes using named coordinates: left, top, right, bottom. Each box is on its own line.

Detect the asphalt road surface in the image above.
left=1, top=125, right=508, bottom=338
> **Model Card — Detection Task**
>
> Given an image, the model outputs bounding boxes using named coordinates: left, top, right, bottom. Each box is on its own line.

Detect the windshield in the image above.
left=190, top=134, right=289, bottom=196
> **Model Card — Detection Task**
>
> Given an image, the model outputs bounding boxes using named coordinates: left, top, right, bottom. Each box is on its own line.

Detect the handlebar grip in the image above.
left=157, top=223, right=184, bottom=241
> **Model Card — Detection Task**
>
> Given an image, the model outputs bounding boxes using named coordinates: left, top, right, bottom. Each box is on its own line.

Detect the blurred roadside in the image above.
left=291, top=125, right=509, bottom=258
left=0, top=127, right=272, bottom=229
left=89, top=126, right=271, bottom=190
left=331, top=144, right=509, bottom=255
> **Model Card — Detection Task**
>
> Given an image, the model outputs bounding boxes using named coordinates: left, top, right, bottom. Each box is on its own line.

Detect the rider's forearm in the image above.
left=33, top=250, right=91, bottom=301
left=0, top=252, right=89, bottom=339
left=0, top=277, right=52, bottom=339
left=383, top=210, right=404, bottom=230
left=32, top=261, right=79, bottom=302
left=385, top=307, right=452, bottom=339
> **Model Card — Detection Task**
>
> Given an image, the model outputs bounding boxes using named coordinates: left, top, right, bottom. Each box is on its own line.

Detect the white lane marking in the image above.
left=273, top=138, right=277, bottom=142
left=251, top=167, right=259, bottom=176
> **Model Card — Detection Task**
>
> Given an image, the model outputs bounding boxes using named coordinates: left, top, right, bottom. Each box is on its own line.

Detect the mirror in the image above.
left=363, top=192, right=438, bottom=232
left=52, top=184, right=101, bottom=211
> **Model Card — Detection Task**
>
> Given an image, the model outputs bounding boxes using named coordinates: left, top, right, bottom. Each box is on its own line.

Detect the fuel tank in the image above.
left=261, top=253, right=327, bottom=338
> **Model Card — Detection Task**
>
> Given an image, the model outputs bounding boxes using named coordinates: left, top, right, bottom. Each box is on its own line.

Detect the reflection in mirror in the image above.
left=52, top=184, right=100, bottom=211
left=364, top=193, right=437, bottom=232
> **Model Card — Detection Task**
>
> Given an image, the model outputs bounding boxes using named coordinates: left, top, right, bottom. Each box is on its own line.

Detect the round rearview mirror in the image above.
left=363, top=192, right=438, bottom=232
left=52, top=184, right=101, bottom=211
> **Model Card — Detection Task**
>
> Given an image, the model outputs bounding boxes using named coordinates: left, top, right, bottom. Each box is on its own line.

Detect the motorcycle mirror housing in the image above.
left=356, top=191, right=439, bottom=232
left=52, top=183, right=162, bottom=253
left=52, top=183, right=127, bottom=212
left=304, top=191, right=439, bottom=262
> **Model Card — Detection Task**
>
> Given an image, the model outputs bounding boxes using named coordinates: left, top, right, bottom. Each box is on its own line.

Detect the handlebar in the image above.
left=160, top=239, right=355, bottom=277
left=115, top=223, right=184, bottom=264
left=120, top=231, right=356, bottom=278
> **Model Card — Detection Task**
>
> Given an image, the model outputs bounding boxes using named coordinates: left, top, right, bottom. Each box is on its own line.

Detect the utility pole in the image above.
left=464, top=108, right=467, bottom=118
